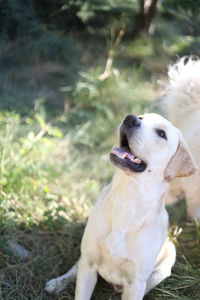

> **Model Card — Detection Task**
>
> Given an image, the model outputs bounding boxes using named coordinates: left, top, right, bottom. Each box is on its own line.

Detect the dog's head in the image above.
left=110, top=113, right=196, bottom=181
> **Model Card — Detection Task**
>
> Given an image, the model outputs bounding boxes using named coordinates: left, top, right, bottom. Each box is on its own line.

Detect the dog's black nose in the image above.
left=123, top=114, right=141, bottom=128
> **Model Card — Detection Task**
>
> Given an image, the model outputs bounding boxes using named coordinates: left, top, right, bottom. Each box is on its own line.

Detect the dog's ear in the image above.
left=164, top=134, right=197, bottom=182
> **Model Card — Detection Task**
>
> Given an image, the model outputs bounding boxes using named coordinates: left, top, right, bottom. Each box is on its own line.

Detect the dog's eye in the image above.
left=138, top=116, right=143, bottom=120
left=155, top=129, right=167, bottom=140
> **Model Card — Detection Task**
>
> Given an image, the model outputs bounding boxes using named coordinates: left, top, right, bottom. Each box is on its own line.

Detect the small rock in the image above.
left=7, top=240, right=31, bottom=261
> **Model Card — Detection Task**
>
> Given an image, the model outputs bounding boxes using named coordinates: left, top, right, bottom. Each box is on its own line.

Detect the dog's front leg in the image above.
left=75, top=256, right=98, bottom=300
left=122, top=280, right=146, bottom=300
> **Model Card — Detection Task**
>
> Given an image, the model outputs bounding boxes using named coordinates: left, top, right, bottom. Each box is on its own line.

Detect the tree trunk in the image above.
left=134, top=0, right=159, bottom=36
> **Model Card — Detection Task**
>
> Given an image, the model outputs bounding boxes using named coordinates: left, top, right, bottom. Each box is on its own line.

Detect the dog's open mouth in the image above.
left=110, top=132, right=147, bottom=173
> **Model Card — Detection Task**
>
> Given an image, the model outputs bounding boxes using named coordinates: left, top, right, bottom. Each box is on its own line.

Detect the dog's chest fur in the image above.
left=81, top=171, right=168, bottom=286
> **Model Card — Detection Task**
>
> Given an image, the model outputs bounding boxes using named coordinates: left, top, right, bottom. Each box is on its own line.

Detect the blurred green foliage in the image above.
left=163, top=0, right=200, bottom=15
left=0, top=0, right=200, bottom=116
left=0, top=0, right=138, bottom=38
left=0, top=0, right=199, bottom=235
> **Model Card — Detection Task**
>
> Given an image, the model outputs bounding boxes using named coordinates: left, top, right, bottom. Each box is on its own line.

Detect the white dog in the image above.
left=160, top=57, right=200, bottom=220
left=45, top=113, right=196, bottom=299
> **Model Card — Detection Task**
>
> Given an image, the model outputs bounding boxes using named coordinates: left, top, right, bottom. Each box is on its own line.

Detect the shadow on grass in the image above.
left=167, top=198, right=187, bottom=225
left=0, top=219, right=85, bottom=300
left=1, top=199, right=200, bottom=300
left=0, top=216, right=124, bottom=300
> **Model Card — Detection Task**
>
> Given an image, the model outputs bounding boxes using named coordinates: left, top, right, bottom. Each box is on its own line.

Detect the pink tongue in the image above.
left=113, top=147, right=128, bottom=154
left=112, top=147, right=142, bottom=164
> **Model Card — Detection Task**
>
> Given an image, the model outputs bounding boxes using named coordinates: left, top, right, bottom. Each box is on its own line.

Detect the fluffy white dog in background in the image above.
left=160, top=57, right=200, bottom=220
left=45, top=113, right=195, bottom=299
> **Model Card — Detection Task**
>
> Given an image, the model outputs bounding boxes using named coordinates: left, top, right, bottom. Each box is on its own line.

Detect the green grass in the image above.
left=0, top=73, right=200, bottom=299
left=1, top=36, right=200, bottom=298
left=0, top=70, right=155, bottom=299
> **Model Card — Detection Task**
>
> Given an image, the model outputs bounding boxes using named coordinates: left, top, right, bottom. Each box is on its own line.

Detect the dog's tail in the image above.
left=161, top=56, right=200, bottom=127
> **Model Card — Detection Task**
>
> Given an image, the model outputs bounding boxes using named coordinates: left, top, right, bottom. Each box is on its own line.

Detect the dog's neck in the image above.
left=110, top=170, right=168, bottom=202
left=107, top=170, right=168, bottom=228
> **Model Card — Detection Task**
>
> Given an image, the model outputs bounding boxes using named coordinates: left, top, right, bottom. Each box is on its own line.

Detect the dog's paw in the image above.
left=45, top=277, right=66, bottom=294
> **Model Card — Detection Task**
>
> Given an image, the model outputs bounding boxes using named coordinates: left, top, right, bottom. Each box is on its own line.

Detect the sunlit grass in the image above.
left=0, top=68, right=200, bottom=299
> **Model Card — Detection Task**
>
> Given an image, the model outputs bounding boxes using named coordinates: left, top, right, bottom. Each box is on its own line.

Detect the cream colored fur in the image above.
left=45, top=113, right=195, bottom=299
left=161, top=57, right=200, bottom=220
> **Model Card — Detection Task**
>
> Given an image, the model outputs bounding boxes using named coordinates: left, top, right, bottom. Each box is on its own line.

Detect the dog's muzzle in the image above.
left=110, top=114, right=147, bottom=173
